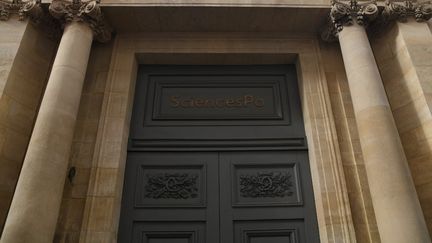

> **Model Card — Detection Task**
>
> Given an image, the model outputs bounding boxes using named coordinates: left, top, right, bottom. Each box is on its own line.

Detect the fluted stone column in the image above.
left=0, top=1, right=111, bottom=242
left=327, top=1, right=431, bottom=242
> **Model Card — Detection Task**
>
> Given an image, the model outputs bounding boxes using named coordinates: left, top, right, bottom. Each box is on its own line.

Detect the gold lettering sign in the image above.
left=169, top=95, right=265, bottom=109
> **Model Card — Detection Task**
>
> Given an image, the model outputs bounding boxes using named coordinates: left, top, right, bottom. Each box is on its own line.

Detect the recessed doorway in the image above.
left=118, top=65, right=320, bottom=243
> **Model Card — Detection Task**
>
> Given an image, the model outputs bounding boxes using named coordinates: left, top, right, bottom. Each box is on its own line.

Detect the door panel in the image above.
left=119, top=151, right=319, bottom=243
left=220, top=151, right=319, bottom=243
left=118, top=152, right=219, bottom=243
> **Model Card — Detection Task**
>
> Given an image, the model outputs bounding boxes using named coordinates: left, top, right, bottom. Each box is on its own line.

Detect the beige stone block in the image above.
left=107, top=92, right=128, bottom=118
left=0, top=95, right=11, bottom=126
left=407, top=44, right=432, bottom=66
left=0, top=45, right=19, bottom=75
left=91, top=43, right=115, bottom=70
left=8, top=54, right=50, bottom=89
left=1, top=128, right=29, bottom=162
left=65, top=167, right=91, bottom=199
left=325, top=72, right=338, bottom=93
left=83, top=71, right=108, bottom=94
left=414, top=119, right=432, bottom=141
left=77, top=93, right=104, bottom=121
left=384, top=70, right=423, bottom=110
left=86, top=197, right=115, bottom=231
left=308, top=93, right=325, bottom=119
left=393, top=46, right=416, bottom=75
left=0, top=125, right=6, bottom=151
left=56, top=199, right=86, bottom=232
left=378, top=58, right=405, bottom=87
left=416, top=65, right=432, bottom=95
left=0, top=191, right=12, bottom=227
left=398, top=21, right=432, bottom=45
left=4, top=74, right=45, bottom=110
left=53, top=232, right=80, bottom=243
left=390, top=29, right=409, bottom=57
left=69, top=142, right=95, bottom=168
left=0, top=19, right=27, bottom=43
left=103, top=117, right=127, bottom=142
left=73, top=120, right=99, bottom=142
left=393, top=96, right=431, bottom=133
left=110, top=70, right=135, bottom=93
left=0, top=156, right=22, bottom=190
left=417, top=183, right=432, bottom=219
left=4, top=97, right=37, bottom=134
left=400, top=129, right=426, bottom=157
left=99, top=141, right=123, bottom=168
left=407, top=154, right=432, bottom=187
left=347, top=69, right=389, bottom=111
left=372, top=37, right=395, bottom=66
left=80, top=231, right=115, bottom=243
left=343, top=164, right=370, bottom=193
left=353, top=150, right=364, bottom=163
left=88, top=168, right=118, bottom=197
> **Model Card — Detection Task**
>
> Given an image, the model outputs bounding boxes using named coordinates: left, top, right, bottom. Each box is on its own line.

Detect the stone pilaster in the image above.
left=323, top=0, right=431, bottom=242
left=377, top=0, right=432, bottom=237
left=0, top=1, right=111, bottom=242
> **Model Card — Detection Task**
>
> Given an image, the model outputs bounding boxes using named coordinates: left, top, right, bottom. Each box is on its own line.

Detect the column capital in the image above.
left=321, top=0, right=379, bottom=41
left=49, top=0, right=112, bottom=42
left=331, top=0, right=379, bottom=31
left=0, top=0, right=43, bottom=21
left=383, top=0, right=432, bottom=22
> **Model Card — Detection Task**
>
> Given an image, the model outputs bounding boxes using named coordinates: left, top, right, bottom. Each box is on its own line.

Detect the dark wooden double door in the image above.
left=119, top=151, right=319, bottom=243
left=118, top=65, right=319, bottom=243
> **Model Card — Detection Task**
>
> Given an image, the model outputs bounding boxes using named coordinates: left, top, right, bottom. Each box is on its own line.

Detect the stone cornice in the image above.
left=383, top=0, right=432, bottom=22
left=49, top=0, right=112, bottom=42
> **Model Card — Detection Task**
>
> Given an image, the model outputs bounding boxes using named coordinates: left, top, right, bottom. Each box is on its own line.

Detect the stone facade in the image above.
left=0, top=0, right=432, bottom=242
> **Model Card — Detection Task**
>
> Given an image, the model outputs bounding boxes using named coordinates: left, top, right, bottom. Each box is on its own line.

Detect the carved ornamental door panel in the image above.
left=119, top=152, right=219, bottom=243
left=220, top=151, right=319, bottom=243
left=118, top=151, right=318, bottom=243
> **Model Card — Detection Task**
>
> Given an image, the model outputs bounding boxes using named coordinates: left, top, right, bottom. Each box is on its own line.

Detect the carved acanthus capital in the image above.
left=383, top=0, right=432, bottom=22
left=330, top=0, right=379, bottom=31
left=322, top=0, right=379, bottom=41
left=49, top=0, right=112, bottom=42
left=0, top=0, right=43, bottom=21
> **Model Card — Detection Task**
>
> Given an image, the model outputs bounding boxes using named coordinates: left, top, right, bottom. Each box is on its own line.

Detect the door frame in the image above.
left=80, top=32, right=356, bottom=243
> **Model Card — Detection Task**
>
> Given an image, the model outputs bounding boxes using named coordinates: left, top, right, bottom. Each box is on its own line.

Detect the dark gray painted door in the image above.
left=118, top=65, right=320, bottom=243
left=119, top=151, right=319, bottom=243
left=119, top=152, right=220, bottom=243
left=220, top=151, right=319, bottom=243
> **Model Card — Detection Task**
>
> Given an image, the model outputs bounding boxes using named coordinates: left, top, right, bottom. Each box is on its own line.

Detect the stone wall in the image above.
left=0, top=20, right=57, bottom=231
left=371, top=20, right=432, bottom=237
left=54, top=41, right=114, bottom=242
left=319, top=40, right=380, bottom=243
